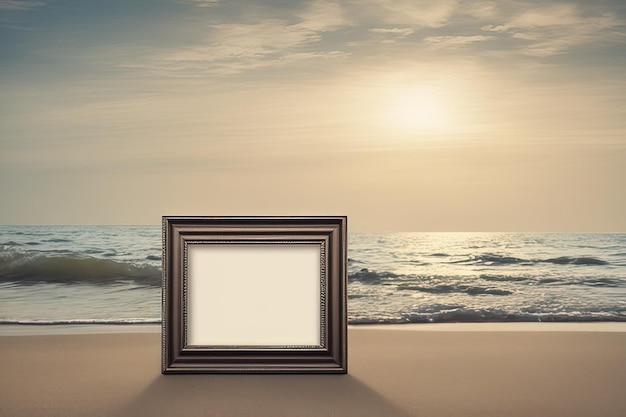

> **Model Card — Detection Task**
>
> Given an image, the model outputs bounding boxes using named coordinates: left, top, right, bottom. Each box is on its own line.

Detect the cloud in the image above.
left=0, top=0, right=44, bottom=11
left=153, top=44, right=349, bottom=76
left=511, top=32, right=538, bottom=41
left=0, top=0, right=45, bottom=30
left=179, top=0, right=220, bottom=7
left=136, top=2, right=351, bottom=76
left=369, top=27, right=414, bottom=37
left=295, top=0, right=349, bottom=31
left=358, top=0, right=458, bottom=28
left=160, top=20, right=323, bottom=72
left=210, top=20, right=321, bottom=52
left=354, top=1, right=623, bottom=58
left=508, top=3, right=582, bottom=28
left=481, top=24, right=509, bottom=33
left=480, top=3, right=623, bottom=56
left=423, top=35, right=495, bottom=46
left=461, top=1, right=502, bottom=20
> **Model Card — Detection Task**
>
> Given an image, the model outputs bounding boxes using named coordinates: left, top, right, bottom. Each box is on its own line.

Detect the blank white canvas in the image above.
left=186, top=244, right=321, bottom=346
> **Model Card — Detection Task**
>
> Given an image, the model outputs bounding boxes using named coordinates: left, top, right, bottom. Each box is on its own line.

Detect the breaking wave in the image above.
left=0, top=250, right=161, bottom=286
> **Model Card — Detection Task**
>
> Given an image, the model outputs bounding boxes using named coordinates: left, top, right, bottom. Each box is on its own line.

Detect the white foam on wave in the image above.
left=351, top=322, right=626, bottom=332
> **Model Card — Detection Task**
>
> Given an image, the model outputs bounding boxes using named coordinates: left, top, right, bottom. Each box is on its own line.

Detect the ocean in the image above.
left=1, top=226, right=625, bottom=331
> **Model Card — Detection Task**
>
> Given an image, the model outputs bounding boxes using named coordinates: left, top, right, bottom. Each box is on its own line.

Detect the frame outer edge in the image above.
left=161, top=216, right=167, bottom=373
left=336, top=216, right=348, bottom=372
left=343, top=216, right=348, bottom=372
left=161, top=216, right=348, bottom=374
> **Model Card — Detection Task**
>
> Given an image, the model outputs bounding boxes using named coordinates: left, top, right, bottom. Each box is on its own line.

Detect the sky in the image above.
left=1, top=0, right=625, bottom=232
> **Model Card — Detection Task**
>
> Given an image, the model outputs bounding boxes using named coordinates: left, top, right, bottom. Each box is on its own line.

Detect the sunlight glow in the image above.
left=381, top=86, right=450, bottom=133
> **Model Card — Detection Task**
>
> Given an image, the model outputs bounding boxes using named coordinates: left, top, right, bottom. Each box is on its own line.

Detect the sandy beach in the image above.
left=1, top=325, right=625, bottom=417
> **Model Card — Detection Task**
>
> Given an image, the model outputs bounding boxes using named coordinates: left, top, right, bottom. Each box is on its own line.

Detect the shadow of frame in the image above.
left=117, top=373, right=410, bottom=417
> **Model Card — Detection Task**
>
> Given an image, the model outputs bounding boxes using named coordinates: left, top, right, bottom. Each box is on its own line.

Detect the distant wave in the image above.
left=541, top=256, right=609, bottom=265
left=396, top=283, right=512, bottom=296
left=0, top=250, right=161, bottom=286
left=350, top=269, right=513, bottom=295
left=449, top=254, right=527, bottom=265
left=479, top=274, right=531, bottom=282
left=349, top=268, right=623, bottom=291
left=449, top=253, right=609, bottom=266
left=2, top=241, right=44, bottom=247
left=349, top=268, right=399, bottom=283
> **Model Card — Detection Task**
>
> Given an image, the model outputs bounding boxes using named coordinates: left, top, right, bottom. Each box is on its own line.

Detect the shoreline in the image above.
left=1, top=321, right=626, bottom=336
left=351, top=321, right=626, bottom=332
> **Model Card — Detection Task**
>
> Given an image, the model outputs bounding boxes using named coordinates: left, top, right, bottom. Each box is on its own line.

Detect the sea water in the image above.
left=0, top=226, right=624, bottom=329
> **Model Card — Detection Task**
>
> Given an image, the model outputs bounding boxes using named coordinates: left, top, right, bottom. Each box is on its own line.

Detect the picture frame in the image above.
left=161, top=216, right=347, bottom=374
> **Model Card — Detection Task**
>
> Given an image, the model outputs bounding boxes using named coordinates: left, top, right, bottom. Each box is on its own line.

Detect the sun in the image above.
left=380, top=85, right=450, bottom=134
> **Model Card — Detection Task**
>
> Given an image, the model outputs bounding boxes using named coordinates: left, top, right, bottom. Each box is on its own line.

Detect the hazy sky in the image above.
left=1, top=0, right=625, bottom=231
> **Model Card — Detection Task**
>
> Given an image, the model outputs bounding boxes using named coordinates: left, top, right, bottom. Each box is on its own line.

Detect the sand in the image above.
left=1, top=326, right=625, bottom=417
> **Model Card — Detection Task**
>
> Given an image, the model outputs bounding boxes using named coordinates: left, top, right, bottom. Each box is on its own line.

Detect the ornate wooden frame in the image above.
left=162, top=216, right=347, bottom=373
